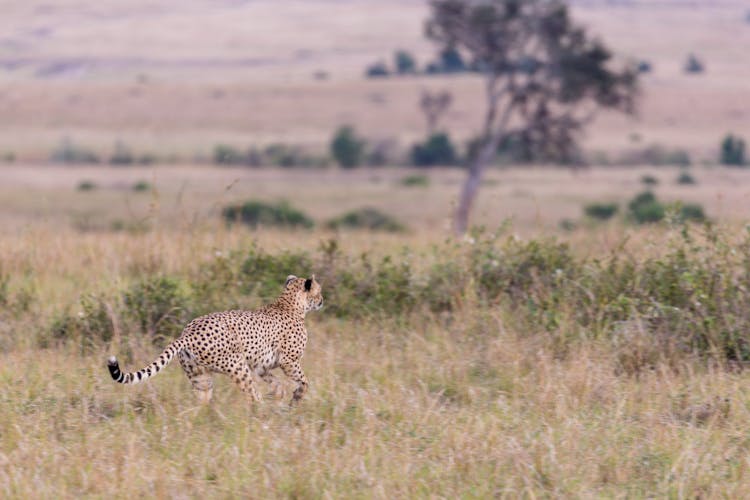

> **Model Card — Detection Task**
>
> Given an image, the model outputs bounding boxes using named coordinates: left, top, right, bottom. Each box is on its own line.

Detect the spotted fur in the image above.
left=107, top=275, right=323, bottom=405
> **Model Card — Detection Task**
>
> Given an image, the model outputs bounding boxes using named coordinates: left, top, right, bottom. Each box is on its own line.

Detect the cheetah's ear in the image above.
left=304, top=278, right=312, bottom=291
left=285, top=275, right=297, bottom=288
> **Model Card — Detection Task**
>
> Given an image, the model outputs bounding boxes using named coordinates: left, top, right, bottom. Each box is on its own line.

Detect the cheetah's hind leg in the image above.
left=178, top=349, right=214, bottom=404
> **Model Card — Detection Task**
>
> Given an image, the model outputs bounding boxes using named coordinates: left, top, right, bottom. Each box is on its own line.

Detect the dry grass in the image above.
left=2, top=1, right=750, bottom=494
left=3, top=232, right=750, bottom=497
left=2, top=164, right=750, bottom=235
left=1, top=215, right=750, bottom=496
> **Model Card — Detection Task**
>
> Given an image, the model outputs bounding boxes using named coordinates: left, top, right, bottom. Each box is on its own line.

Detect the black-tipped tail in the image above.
left=107, top=356, right=125, bottom=383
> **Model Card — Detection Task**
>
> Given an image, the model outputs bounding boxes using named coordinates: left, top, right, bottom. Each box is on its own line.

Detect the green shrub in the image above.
left=50, top=139, right=99, bottom=164
left=49, top=294, right=115, bottom=350
left=132, top=180, right=151, bottom=192
left=263, top=143, right=328, bottom=168
left=400, top=174, right=430, bottom=187
left=640, top=174, right=659, bottom=186
left=40, top=225, right=750, bottom=364
left=637, top=60, right=652, bottom=73
left=394, top=50, right=417, bottom=74
left=684, top=53, right=705, bottom=74
left=720, top=134, right=746, bottom=166
left=222, top=200, right=314, bottom=229
left=240, top=247, right=314, bottom=302
left=331, top=126, right=366, bottom=168
left=618, top=144, right=691, bottom=167
left=628, top=191, right=665, bottom=224
left=77, top=180, right=97, bottom=192
left=584, top=202, right=618, bottom=221
left=410, top=133, right=458, bottom=167
left=123, top=276, right=193, bottom=344
left=678, top=203, right=706, bottom=222
left=676, top=170, right=696, bottom=185
left=365, top=62, right=389, bottom=78
left=213, top=144, right=243, bottom=165
left=439, top=47, right=466, bottom=73
left=327, top=208, right=405, bottom=232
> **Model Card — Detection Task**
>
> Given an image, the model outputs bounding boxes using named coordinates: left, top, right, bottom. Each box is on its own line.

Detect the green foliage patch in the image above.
left=584, top=202, right=618, bottom=221
left=222, top=200, right=314, bottom=229
left=326, top=208, right=406, bottom=232
left=48, top=224, right=750, bottom=368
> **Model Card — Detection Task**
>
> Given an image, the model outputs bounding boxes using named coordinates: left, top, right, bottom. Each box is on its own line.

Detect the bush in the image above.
left=49, top=294, right=115, bottom=350
left=400, top=174, right=430, bottom=187
left=410, top=133, right=458, bottom=167
left=42, top=226, right=750, bottom=364
left=676, top=170, right=696, bottom=185
left=637, top=60, right=652, bottom=73
left=239, top=247, right=314, bottom=302
left=628, top=191, right=665, bottom=224
left=123, top=276, right=193, bottom=344
left=110, top=142, right=134, bottom=166
left=222, top=200, right=314, bottom=229
left=77, top=180, right=97, bottom=192
left=623, top=145, right=691, bottom=167
left=640, top=174, right=659, bottom=186
left=330, top=126, right=366, bottom=168
left=439, top=47, right=466, bottom=73
left=365, top=62, right=389, bottom=78
left=678, top=203, right=706, bottom=222
left=584, top=202, right=618, bottom=221
left=264, top=143, right=328, bottom=168
left=684, top=53, right=705, bottom=74
left=132, top=180, right=151, bottom=192
left=720, top=134, right=746, bottom=166
left=424, top=47, right=468, bottom=75
left=50, top=139, right=99, bottom=164
left=213, top=144, right=243, bottom=165
left=394, top=50, right=417, bottom=74
left=326, top=208, right=405, bottom=232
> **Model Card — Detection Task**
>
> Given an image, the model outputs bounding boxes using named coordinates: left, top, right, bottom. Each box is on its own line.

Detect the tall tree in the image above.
left=426, top=0, right=639, bottom=235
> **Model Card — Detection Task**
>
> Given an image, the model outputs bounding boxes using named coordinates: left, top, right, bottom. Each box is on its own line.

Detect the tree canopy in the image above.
left=426, top=0, right=639, bottom=234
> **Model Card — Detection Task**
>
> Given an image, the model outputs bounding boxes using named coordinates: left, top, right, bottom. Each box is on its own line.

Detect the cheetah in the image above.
left=107, top=274, right=323, bottom=405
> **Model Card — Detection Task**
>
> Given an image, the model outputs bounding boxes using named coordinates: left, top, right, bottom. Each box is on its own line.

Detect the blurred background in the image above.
left=1, top=0, right=749, bottom=234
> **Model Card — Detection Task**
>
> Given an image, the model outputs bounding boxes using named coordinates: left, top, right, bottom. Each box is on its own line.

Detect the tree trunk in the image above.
left=454, top=139, right=498, bottom=236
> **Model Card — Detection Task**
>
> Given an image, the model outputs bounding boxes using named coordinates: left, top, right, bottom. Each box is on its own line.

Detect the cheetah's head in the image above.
left=285, top=274, right=324, bottom=313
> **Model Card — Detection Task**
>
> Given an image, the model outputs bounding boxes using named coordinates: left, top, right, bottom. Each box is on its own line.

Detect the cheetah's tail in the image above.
left=107, top=338, right=184, bottom=385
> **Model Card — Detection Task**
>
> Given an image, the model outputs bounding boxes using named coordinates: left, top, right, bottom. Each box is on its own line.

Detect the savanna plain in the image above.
left=3, top=166, right=750, bottom=498
left=3, top=0, right=750, bottom=498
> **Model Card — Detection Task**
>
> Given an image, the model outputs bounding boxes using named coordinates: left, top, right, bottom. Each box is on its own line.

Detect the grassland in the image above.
left=3, top=0, right=750, bottom=497
left=1, top=0, right=749, bottom=159
left=3, top=163, right=750, bottom=233
left=1, top=166, right=750, bottom=497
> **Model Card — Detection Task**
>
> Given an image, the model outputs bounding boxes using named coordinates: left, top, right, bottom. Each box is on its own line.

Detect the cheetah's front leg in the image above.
left=229, top=361, right=262, bottom=404
left=256, top=367, right=285, bottom=399
left=280, top=360, right=308, bottom=405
